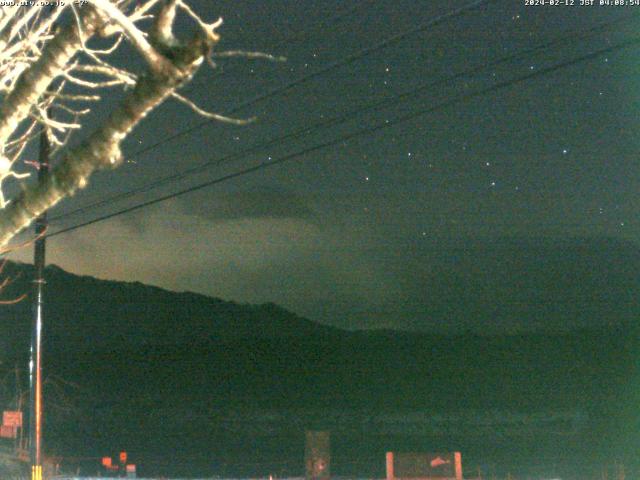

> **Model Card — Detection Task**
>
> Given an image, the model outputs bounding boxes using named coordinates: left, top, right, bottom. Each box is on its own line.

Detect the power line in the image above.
left=122, top=0, right=495, bottom=159
left=45, top=36, right=640, bottom=240
left=50, top=12, right=635, bottom=224
left=48, top=36, right=639, bottom=236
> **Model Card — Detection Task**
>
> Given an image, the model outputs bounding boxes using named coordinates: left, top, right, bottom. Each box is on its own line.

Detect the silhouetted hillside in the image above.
left=0, top=262, right=339, bottom=357
left=0, top=237, right=637, bottom=477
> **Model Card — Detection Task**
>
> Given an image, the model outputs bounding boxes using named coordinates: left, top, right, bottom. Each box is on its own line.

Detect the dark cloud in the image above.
left=9, top=1, right=639, bottom=334
left=173, top=188, right=318, bottom=223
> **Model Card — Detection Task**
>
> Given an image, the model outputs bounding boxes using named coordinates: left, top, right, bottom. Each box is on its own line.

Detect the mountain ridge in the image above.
left=2, top=232, right=639, bottom=346
left=0, top=237, right=637, bottom=476
left=0, top=260, right=341, bottom=357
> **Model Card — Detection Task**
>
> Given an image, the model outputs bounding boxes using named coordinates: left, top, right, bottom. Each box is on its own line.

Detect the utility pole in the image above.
left=15, top=363, right=22, bottom=453
left=29, top=118, right=50, bottom=480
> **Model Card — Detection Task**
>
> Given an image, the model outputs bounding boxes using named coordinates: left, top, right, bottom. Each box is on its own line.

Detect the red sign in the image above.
left=126, top=464, right=136, bottom=472
left=101, top=457, right=112, bottom=468
left=0, top=425, right=17, bottom=438
left=3, top=411, right=22, bottom=428
left=119, top=451, right=127, bottom=464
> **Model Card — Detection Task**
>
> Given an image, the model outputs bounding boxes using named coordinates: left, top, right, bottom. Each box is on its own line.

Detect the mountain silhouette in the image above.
left=0, top=236, right=636, bottom=477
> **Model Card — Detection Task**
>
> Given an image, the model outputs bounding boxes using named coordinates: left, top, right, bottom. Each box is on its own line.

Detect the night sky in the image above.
left=9, top=0, right=640, bottom=331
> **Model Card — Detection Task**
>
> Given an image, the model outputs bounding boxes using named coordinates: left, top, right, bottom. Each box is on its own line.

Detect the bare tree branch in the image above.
left=0, top=0, right=223, bottom=246
left=171, top=91, right=255, bottom=125
left=0, top=5, right=102, bottom=147
left=0, top=0, right=253, bottom=248
left=90, top=0, right=174, bottom=74
left=212, top=50, right=286, bottom=62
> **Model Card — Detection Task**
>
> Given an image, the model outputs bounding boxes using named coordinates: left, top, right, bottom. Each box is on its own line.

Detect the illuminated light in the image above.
left=31, top=465, right=42, bottom=480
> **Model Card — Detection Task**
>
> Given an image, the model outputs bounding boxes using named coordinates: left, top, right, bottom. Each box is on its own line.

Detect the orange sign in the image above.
left=3, top=411, right=22, bottom=427
left=119, top=451, right=127, bottom=464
